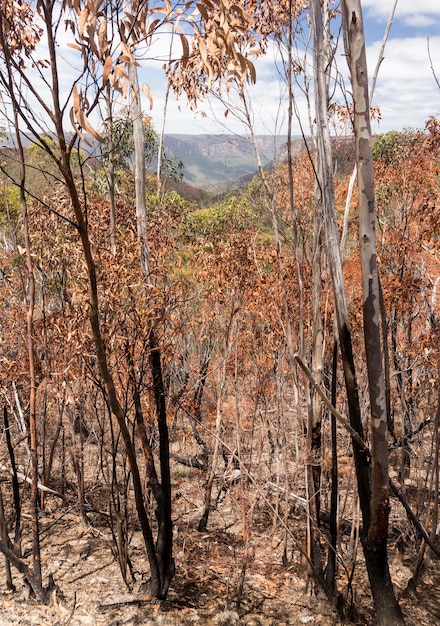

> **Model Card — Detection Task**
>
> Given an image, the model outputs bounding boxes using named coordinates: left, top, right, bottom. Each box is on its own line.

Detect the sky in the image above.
left=139, top=0, right=440, bottom=136
left=1, top=1, right=439, bottom=138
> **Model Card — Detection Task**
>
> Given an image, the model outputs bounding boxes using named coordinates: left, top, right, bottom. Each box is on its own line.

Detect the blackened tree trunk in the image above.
left=307, top=196, right=324, bottom=581
left=308, top=0, right=371, bottom=527
left=127, top=51, right=174, bottom=596
left=148, top=332, right=175, bottom=595
left=310, top=1, right=404, bottom=623
left=0, top=16, right=47, bottom=598
left=341, top=2, right=404, bottom=623
left=326, top=340, right=339, bottom=593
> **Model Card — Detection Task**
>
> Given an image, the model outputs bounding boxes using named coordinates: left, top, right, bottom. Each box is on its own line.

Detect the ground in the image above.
left=1, top=476, right=439, bottom=626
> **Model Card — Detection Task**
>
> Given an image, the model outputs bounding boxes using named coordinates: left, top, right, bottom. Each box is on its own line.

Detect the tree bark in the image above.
left=105, top=84, right=117, bottom=255
left=326, top=340, right=339, bottom=593
left=308, top=0, right=371, bottom=532
left=127, top=38, right=174, bottom=595
left=341, top=1, right=404, bottom=623
left=309, top=1, right=405, bottom=623
left=34, top=0, right=164, bottom=596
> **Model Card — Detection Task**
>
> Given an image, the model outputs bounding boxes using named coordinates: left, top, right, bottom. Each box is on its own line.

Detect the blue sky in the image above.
left=360, top=0, right=440, bottom=133
left=1, top=1, right=438, bottom=138
left=140, top=0, right=440, bottom=136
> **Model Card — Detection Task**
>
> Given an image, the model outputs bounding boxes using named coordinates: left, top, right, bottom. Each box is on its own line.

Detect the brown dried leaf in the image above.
left=141, top=83, right=153, bottom=110
left=148, top=19, right=161, bottom=35
left=67, top=42, right=83, bottom=51
left=78, top=7, right=89, bottom=37
left=72, top=84, right=81, bottom=111
left=198, top=36, right=208, bottom=66
left=179, top=33, right=190, bottom=64
left=69, top=106, right=91, bottom=146
left=120, top=40, right=134, bottom=63
left=246, top=57, right=256, bottom=84
left=97, top=19, right=108, bottom=58
left=196, top=2, right=209, bottom=20
left=102, top=55, right=112, bottom=85
left=72, top=85, right=102, bottom=142
left=79, top=111, right=102, bottom=142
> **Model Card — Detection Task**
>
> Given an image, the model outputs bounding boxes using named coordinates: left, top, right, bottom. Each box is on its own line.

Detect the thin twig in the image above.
left=427, top=37, right=440, bottom=90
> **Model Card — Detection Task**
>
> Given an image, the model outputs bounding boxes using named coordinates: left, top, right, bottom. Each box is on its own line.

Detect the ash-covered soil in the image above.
left=0, top=471, right=439, bottom=626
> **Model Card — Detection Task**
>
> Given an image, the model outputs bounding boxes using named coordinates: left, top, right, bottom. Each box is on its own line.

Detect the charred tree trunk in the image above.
left=307, top=193, right=324, bottom=582
left=310, top=200, right=323, bottom=523
left=309, top=0, right=371, bottom=527
left=3, top=407, right=21, bottom=548
left=341, top=1, right=404, bottom=623
left=310, top=1, right=404, bottom=623
left=30, top=0, right=165, bottom=597
left=128, top=52, right=174, bottom=596
left=379, top=279, right=395, bottom=441
left=148, top=331, right=174, bottom=595
left=326, top=340, right=339, bottom=593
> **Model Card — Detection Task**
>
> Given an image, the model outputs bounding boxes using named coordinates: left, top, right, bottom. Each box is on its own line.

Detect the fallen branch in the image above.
left=266, top=481, right=307, bottom=506
left=98, top=597, right=197, bottom=611
left=98, top=599, right=155, bottom=611
left=170, top=452, right=207, bottom=471
left=0, top=464, right=66, bottom=501
left=389, top=479, right=440, bottom=559
left=294, top=354, right=370, bottom=455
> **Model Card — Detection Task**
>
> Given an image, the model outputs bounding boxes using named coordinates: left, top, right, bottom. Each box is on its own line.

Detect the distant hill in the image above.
left=2, top=131, right=311, bottom=194
left=163, top=134, right=294, bottom=191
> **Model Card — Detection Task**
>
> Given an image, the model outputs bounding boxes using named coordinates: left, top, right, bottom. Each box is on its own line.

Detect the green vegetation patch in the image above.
left=180, top=196, right=257, bottom=242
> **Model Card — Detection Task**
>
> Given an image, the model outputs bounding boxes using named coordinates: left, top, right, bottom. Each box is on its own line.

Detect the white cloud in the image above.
left=408, top=14, right=438, bottom=28
left=144, top=41, right=298, bottom=137
left=361, top=0, right=440, bottom=26
left=366, top=36, right=440, bottom=132
left=2, top=4, right=438, bottom=141
left=144, top=12, right=440, bottom=138
left=148, top=76, right=293, bottom=137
